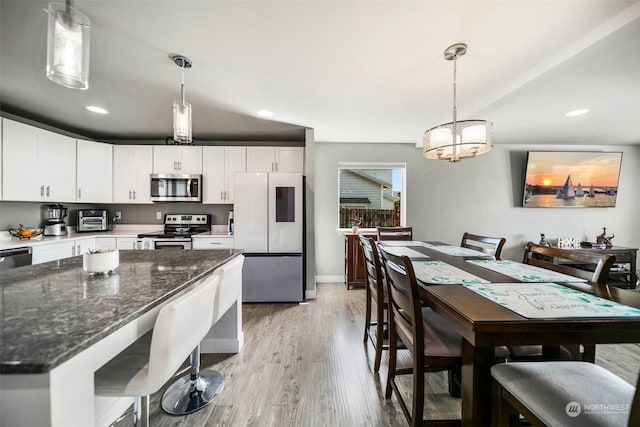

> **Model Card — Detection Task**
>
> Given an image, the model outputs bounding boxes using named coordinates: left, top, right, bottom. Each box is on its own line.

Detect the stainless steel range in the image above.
left=137, top=214, right=210, bottom=250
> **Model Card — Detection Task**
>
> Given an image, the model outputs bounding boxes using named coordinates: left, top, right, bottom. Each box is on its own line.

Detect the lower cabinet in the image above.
left=116, top=237, right=139, bottom=250
left=32, top=238, right=96, bottom=265
left=192, top=237, right=234, bottom=250
left=95, top=237, right=117, bottom=250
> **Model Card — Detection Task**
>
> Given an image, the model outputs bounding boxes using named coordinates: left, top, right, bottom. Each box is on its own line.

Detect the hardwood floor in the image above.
left=115, top=282, right=640, bottom=427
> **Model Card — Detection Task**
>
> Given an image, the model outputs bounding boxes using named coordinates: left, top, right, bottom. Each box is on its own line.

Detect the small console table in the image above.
left=344, top=233, right=377, bottom=289
left=567, top=245, right=637, bottom=289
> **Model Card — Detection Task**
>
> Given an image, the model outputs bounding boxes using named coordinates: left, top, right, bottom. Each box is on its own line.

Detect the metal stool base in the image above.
left=161, top=370, right=224, bottom=415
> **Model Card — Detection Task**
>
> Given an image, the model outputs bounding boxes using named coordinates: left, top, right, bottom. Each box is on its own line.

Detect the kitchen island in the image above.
left=0, top=249, right=242, bottom=427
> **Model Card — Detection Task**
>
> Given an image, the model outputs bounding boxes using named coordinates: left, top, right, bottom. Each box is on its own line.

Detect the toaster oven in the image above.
left=77, top=209, right=108, bottom=232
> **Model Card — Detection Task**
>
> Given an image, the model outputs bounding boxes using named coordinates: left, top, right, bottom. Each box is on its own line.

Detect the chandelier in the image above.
left=423, top=43, right=492, bottom=162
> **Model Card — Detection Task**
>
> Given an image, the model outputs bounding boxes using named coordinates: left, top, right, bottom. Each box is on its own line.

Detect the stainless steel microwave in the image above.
left=150, top=174, right=202, bottom=202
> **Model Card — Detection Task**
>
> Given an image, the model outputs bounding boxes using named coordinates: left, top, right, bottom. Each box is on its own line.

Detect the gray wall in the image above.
left=0, top=201, right=233, bottom=230
left=314, top=142, right=640, bottom=279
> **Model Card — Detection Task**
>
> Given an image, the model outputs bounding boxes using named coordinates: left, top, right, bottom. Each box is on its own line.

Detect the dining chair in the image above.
left=378, top=245, right=462, bottom=426
left=376, top=226, right=413, bottom=241
left=508, top=242, right=617, bottom=363
left=460, top=232, right=506, bottom=259
left=95, top=274, right=220, bottom=426
left=491, top=361, right=640, bottom=427
left=358, top=234, right=388, bottom=373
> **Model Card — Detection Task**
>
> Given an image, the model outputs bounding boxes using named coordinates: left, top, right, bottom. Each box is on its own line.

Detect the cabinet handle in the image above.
left=178, top=161, right=181, bottom=170
left=78, top=188, right=82, bottom=199
left=133, top=190, right=136, bottom=199
left=173, top=161, right=177, bottom=170
left=72, top=246, right=75, bottom=256
left=209, top=242, right=222, bottom=245
left=46, top=186, right=50, bottom=197
left=129, top=190, right=132, bottom=200
left=40, top=185, right=45, bottom=197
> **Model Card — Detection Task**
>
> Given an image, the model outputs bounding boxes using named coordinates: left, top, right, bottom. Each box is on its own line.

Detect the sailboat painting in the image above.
left=523, top=151, right=623, bottom=208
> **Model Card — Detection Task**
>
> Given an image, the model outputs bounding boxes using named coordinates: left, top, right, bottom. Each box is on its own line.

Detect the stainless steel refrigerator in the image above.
left=233, top=172, right=304, bottom=302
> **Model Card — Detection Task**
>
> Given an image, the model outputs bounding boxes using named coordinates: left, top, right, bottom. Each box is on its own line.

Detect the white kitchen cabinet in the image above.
left=192, top=236, right=234, bottom=250
left=116, top=237, right=139, bottom=250
left=74, top=238, right=96, bottom=256
left=32, top=240, right=75, bottom=265
left=77, top=139, right=113, bottom=203
left=2, top=119, right=76, bottom=202
left=95, top=237, right=117, bottom=250
left=246, top=146, right=303, bottom=173
left=113, top=145, right=153, bottom=203
left=202, top=146, right=246, bottom=204
left=152, top=145, right=202, bottom=174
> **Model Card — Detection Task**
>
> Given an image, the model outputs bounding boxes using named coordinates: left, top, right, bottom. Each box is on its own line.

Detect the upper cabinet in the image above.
left=202, top=146, right=246, bottom=204
left=113, top=145, right=153, bottom=203
left=152, top=146, right=202, bottom=174
left=246, top=146, right=304, bottom=173
left=2, top=118, right=76, bottom=202
left=77, top=139, right=113, bottom=203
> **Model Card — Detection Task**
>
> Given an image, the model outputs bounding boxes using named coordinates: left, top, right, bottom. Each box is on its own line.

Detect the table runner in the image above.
left=412, top=260, right=489, bottom=285
left=466, top=259, right=587, bottom=283
left=380, top=246, right=429, bottom=259
left=421, top=242, right=493, bottom=257
left=378, top=240, right=429, bottom=247
left=464, top=282, right=640, bottom=318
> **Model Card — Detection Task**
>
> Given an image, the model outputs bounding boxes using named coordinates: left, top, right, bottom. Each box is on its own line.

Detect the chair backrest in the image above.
left=147, top=274, right=219, bottom=391
left=359, top=234, right=385, bottom=295
left=522, top=242, right=616, bottom=285
left=212, top=255, right=245, bottom=324
left=377, top=226, right=413, bottom=241
left=378, top=246, right=423, bottom=355
left=460, top=232, right=506, bottom=259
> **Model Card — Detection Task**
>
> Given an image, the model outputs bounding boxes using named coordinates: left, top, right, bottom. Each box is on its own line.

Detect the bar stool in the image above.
left=95, top=274, right=219, bottom=426
left=162, top=255, right=245, bottom=414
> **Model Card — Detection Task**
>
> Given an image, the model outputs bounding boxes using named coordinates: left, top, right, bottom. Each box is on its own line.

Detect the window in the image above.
left=338, top=162, right=406, bottom=229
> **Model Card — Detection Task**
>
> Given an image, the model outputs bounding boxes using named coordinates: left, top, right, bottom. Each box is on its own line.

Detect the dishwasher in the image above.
left=0, top=247, right=33, bottom=270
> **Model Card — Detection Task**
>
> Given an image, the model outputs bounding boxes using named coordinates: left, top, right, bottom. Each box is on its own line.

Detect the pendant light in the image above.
left=423, top=43, right=492, bottom=162
left=46, top=1, right=90, bottom=90
left=169, top=54, right=193, bottom=145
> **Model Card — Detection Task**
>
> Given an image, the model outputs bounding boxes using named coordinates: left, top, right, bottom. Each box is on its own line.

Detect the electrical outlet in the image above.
left=156, top=212, right=162, bottom=220
left=115, top=211, right=121, bottom=220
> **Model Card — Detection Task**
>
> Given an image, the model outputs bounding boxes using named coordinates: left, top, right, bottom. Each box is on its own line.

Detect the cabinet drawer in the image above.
left=192, top=237, right=234, bottom=250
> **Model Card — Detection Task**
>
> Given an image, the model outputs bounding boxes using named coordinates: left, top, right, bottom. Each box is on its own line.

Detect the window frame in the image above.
left=337, top=161, right=407, bottom=232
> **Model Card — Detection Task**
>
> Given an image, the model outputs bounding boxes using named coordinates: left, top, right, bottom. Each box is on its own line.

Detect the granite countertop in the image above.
left=0, top=226, right=161, bottom=251
left=0, top=249, right=242, bottom=374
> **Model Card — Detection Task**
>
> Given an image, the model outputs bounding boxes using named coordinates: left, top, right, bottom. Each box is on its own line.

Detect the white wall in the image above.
left=314, top=142, right=640, bottom=278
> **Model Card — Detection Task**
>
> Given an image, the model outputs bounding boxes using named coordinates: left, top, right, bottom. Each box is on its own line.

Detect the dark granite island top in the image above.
left=0, top=249, right=242, bottom=374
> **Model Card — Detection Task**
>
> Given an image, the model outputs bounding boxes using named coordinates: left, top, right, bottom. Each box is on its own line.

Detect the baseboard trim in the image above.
left=315, top=275, right=344, bottom=283
left=200, top=333, right=244, bottom=354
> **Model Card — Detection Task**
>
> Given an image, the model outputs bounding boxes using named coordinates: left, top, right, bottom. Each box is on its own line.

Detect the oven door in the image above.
left=153, top=239, right=192, bottom=250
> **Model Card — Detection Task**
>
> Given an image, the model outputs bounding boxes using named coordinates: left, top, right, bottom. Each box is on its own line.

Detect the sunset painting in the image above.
left=523, top=151, right=623, bottom=208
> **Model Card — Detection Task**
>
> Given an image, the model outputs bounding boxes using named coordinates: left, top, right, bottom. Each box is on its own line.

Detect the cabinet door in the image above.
left=75, top=238, right=96, bottom=256
left=178, top=146, right=202, bottom=174
left=32, top=241, right=75, bottom=265
left=192, top=237, right=234, bottom=250
left=1, top=119, right=40, bottom=200
left=202, top=146, right=225, bottom=203
left=132, top=146, right=153, bottom=203
left=77, top=140, right=113, bottom=203
left=246, top=147, right=275, bottom=172
left=38, top=129, right=76, bottom=202
left=153, top=146, right=202, bottom=174
left=116, top=237, right=138, bottom=250
left=224, top=146, right=246, bottom=203
left=275, top=147, right=304, bottom=173
left=113, top=146, right=152, bottom=203
left=95, top=237, right=117, bottom=250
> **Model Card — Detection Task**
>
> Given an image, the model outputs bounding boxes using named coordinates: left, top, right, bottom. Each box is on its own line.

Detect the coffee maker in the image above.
left=44, top=204, right=68, bottom=236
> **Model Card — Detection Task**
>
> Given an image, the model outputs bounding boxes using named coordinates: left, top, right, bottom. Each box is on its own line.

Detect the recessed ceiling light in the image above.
left=565, top=108, right=589, bottom=117
left=86, top=105, right=109, bottom=114
left=257, top=109, right=274, bottom=117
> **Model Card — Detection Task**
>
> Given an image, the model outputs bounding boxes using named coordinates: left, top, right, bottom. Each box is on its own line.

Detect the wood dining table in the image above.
left=386, top=241, right=640, bottom=427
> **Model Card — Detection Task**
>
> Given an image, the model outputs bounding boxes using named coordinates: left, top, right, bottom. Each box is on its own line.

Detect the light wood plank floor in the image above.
left=115, top=282, right=640, bottom=427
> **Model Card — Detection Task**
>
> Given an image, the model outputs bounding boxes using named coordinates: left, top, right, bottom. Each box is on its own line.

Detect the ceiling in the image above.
left=1, top=1, right=639, bottom=146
